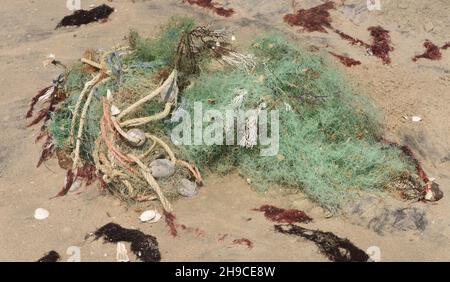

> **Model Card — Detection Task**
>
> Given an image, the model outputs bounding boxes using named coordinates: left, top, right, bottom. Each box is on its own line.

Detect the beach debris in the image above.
left=328, top=51, right=361, bottom=67
left=37, top=250, right=61, bottom=262
left=413, top=40, right=450, bottom=62
left=232, top=238, right=254, bottom=249
left=116, top=242, right=130, bottom=262
left=34, top=208, right=50, bottom=220
left=183, top=0, right=235, bottom=18
left=411, top=116, right=422, bottom=122
left=150, top=159, right=175, bottom=178
left=139, top=210, right=162, bottom=223
left=56, top=4, right=114, bottom=28
left=178, top=178, right=198, bottom=197
left=253, top=205, right=312, bottom=224
left=94, top=223, right=161, bottom=262
left=275, top=224, right=369, bottom=262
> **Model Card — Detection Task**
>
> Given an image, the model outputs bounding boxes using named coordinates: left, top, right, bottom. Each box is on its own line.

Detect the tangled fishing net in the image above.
left=27, top=17, right=434, bottom=214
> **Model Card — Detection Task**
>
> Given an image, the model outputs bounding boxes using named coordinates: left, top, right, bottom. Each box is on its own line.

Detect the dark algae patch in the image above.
left=254, top=205, right=312, bottom=224
left=37, top=250, right=61, bottom=262
left=183, top=0, right=234, bottom=17
left=56, top=4, right=114, bottom=28
left=94, top=223, right=161, bottom=262
left=164, top=210, right=178, bottom=237
left=275, top=225, right=369, bottom=262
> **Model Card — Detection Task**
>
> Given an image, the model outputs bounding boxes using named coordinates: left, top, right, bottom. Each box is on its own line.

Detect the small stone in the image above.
left=150, top=159, right=175, bottom=178
left=126, top=128, right=146, bottom=147
left=178, top=178, right=198, bottom=197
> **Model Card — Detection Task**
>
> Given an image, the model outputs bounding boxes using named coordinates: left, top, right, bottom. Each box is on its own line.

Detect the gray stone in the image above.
left=178, top=178, right=198, bottom=197
left=150, top=159, right=175, bottom=178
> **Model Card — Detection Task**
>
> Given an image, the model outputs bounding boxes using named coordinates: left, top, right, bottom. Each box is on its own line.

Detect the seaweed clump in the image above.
left=56, top=4, right=114, bottom=28
left=183, top=0, right=235, bottom=17
left=253, top=205, right=312, bottom=224
left=412, top=40, right=450, bottom=62
left=37, top=251, right=61, bottom=262
left=275, top=225, right=369, bottom=262
left=94, top=223, right=161, bottom=262
left=283, top=1, right=335, bottom=32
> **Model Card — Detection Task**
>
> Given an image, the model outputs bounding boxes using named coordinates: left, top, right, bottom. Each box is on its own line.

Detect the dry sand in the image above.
left=0, top=0, right=449, bottom=261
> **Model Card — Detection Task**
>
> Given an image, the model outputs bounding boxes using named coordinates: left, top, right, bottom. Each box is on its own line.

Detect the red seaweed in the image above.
left=253, top=205, right=312, bottom=224
left=75, top=163, right=97, bottom=186
left=413, top=40, right=445, bottom=62
left=232, top=238, right=253, bottom=249
left=330, top=27, right=370, bottom=47
left=283, top=1, right=335, bottom=33
left=178, top=224, right=206, bottom=237
left=368, top=26, right=393, bottom=64
left=328, top=51, right=361, bottom=67
left=164, top=210, right=178, bottom=237
left=400, top=145, right=429, bottom=183
left=283, top=3, right=393, bottom=64
left=26, top=86, right=54, bottom=118
left=442, top=42, right=450, bottom=50
left=37, top=135, right=55, bottom=168
left=52, top=169, right=75, bottom=198
left=183, top=0, right=235, bottom=17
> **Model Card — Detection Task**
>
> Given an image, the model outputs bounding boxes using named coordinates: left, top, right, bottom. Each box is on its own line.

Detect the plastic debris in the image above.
left=116, top=242, right=130, bottom=262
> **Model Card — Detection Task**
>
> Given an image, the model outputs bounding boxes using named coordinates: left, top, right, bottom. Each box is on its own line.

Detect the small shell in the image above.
left=411, top=116, right=422, bottom=122
left=116, top=242, right=130, bottom=262
left=126, top=128, right=146, bottom=147
left=139, top=210, right=161, bottom=223
left=34, top=208, right=49, bottom=220
left=231, top=35, right=236, bottom=41
left=111, top=105, right=121, bottom=116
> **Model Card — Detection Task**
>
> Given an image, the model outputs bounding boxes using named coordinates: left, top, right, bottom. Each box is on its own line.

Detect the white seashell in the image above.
left=139, top=210, right=156, bottom=222
left=231, top=35, right=236, bottom=41
left=126, top=128, right=146, bottom=147
left=111, top=105, right=121, bottom=116
left=139, top=210, right=161, bottom=223
left=411, top=116, right=422, bottom=122
left=150, top=159, right=175, bottom=178
left=116, top=242, right=130, bottom=262
left=34, top=208, right=49, bottom=220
